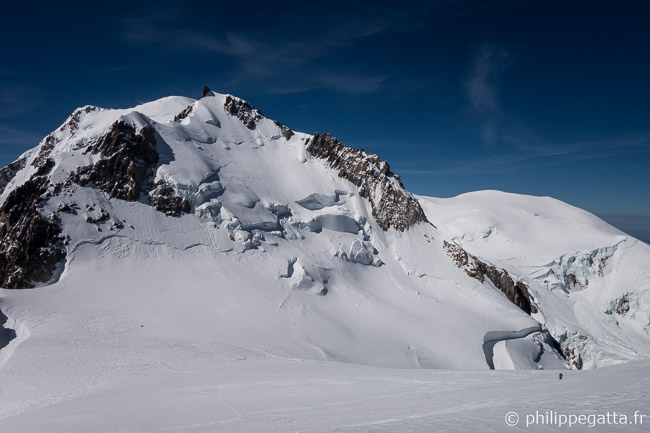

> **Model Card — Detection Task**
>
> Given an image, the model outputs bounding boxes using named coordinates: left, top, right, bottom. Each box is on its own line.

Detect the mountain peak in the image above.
left=201, top=85, right=212, bottom=98
left=0, top=91, right=648, bottom=376
left=0, top=91, right=429, bottom=289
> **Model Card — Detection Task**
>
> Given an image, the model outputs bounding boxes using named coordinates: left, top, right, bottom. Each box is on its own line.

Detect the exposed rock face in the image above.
left=85, top=208, right=110, bottom=224
left=0, top=159, right=66, bottom=289
left=201, top=85, right=212, bottom=98
left=274, top=121, right=295, bottom=140
left=563, top=346, right=584, bottom=370
left=565, top=273, right=587, bottom=291
left=0, top=157, right=27, bottom=195
left=71, top=121, right=158, bottom=201
left=57, top=202, right=79, bottom=215
left=173, top=105, right=194, bottom=122
left=224, top=95, right=294, bottom=139
left=443, top=241, right=534, bottom=314
left=479, top=262, right=534, bottom=314
left=617, top=300, right=630, bottom=315
left=224, top=95, right=264, bottom=129
left=0, top=119, right=187, bottom=289
left=30, top=106, right=101, bottom=169
left=443, top=240, right=483, bottom=280
left=149, top=180, right=191, bottom=217
left=305, top=133, right=428, bottom=232
left=63, top=105, right=100, bottom=137
left=31, top=136, right=56, bottom=169
left=606, top=293, right=633, bottom=317
left=0, top=308, right=16, bottom=350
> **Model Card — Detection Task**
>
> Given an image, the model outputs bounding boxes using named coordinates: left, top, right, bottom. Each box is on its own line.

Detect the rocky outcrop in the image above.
left=173, top=105, right=194, bottom=122
left=57, top=202, right=79, bottom=215
left=224, top=95, right=264, bottom=130
left=443, top=240, right=483, bottom=280
left=149, top=180, right=191, bottom=217
left=224, top=95, right=294, bottom=139
left=0, top=157, right=26, bottom=196
left=554, top=332, right=589, bottom=370
left=479, top=262, right=534, bottom=314
left=31, top=135, right=56, bottom=169
left=565, top=273, right=587, bottom=291
left=274, top=121, right=294, bottom=140
left=0, top=159, right=66, bottom=289
left=62, top=105, right=100, bottom=137
left=606, top=293, right=633, bottom=317
left=305, top=133, right=428, bottom=232
left=85, top=208, right=110, bottom=224
left=30, top=106, right=101, bottom=169
left=563, top=346, right=584, bottom=370
left=71, top=121, right=158, bottom=201
left=0, top=308, right=16, bottom=350
left=617, top=300, right=630, bottom=315
left=0, top=119, right=184, bottom=289
left=443, top=241, right=534, bottom=314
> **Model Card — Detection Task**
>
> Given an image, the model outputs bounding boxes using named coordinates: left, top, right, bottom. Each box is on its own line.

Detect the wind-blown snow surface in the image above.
left=0, top=92, right=648, bottom=432
left=1, top=357, right=648, bottom=433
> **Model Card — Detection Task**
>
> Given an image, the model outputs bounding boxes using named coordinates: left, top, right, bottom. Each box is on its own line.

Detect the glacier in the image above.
left=0, top=88, right=648, bottom=432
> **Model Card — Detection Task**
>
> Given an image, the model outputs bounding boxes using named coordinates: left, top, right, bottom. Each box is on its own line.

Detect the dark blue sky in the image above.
left=1, top=1, right=649, bottom=241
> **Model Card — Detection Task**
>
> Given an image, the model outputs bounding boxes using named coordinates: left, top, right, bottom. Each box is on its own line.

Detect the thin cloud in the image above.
left=118, top=4, right=429, bottom=95
left=0, top=85, right=43, bottom=117
left=465, top=45, right=513, bottom=114
left=396, top=154, right=538, bottom=176
left=0, top=124, right=43, bottom=150
left=461, top=42, right=650, bottom=170
left=395, top=134, right=650, bottom=177
left=250, top=71, right=391, bottom=95
left=463, top=44, right=517, bottom=147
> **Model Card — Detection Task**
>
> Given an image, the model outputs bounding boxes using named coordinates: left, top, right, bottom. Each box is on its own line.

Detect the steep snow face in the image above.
left=420, top=191, right=650, bottom=369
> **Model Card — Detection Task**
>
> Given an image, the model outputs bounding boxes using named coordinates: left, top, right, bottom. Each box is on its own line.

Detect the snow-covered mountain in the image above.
left=0, top=88, right=648, bottom=414
left=420, top=192, right=650, bottom=369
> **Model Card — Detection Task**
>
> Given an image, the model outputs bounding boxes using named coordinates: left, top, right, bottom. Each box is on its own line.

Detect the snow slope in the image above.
left=0, top=90, right=554, bottom=370
left=0, top=89, right=648, bottom=432
left=1, top=357, right=648, bottom=433
left=420, top=191, right=650, bottom=369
